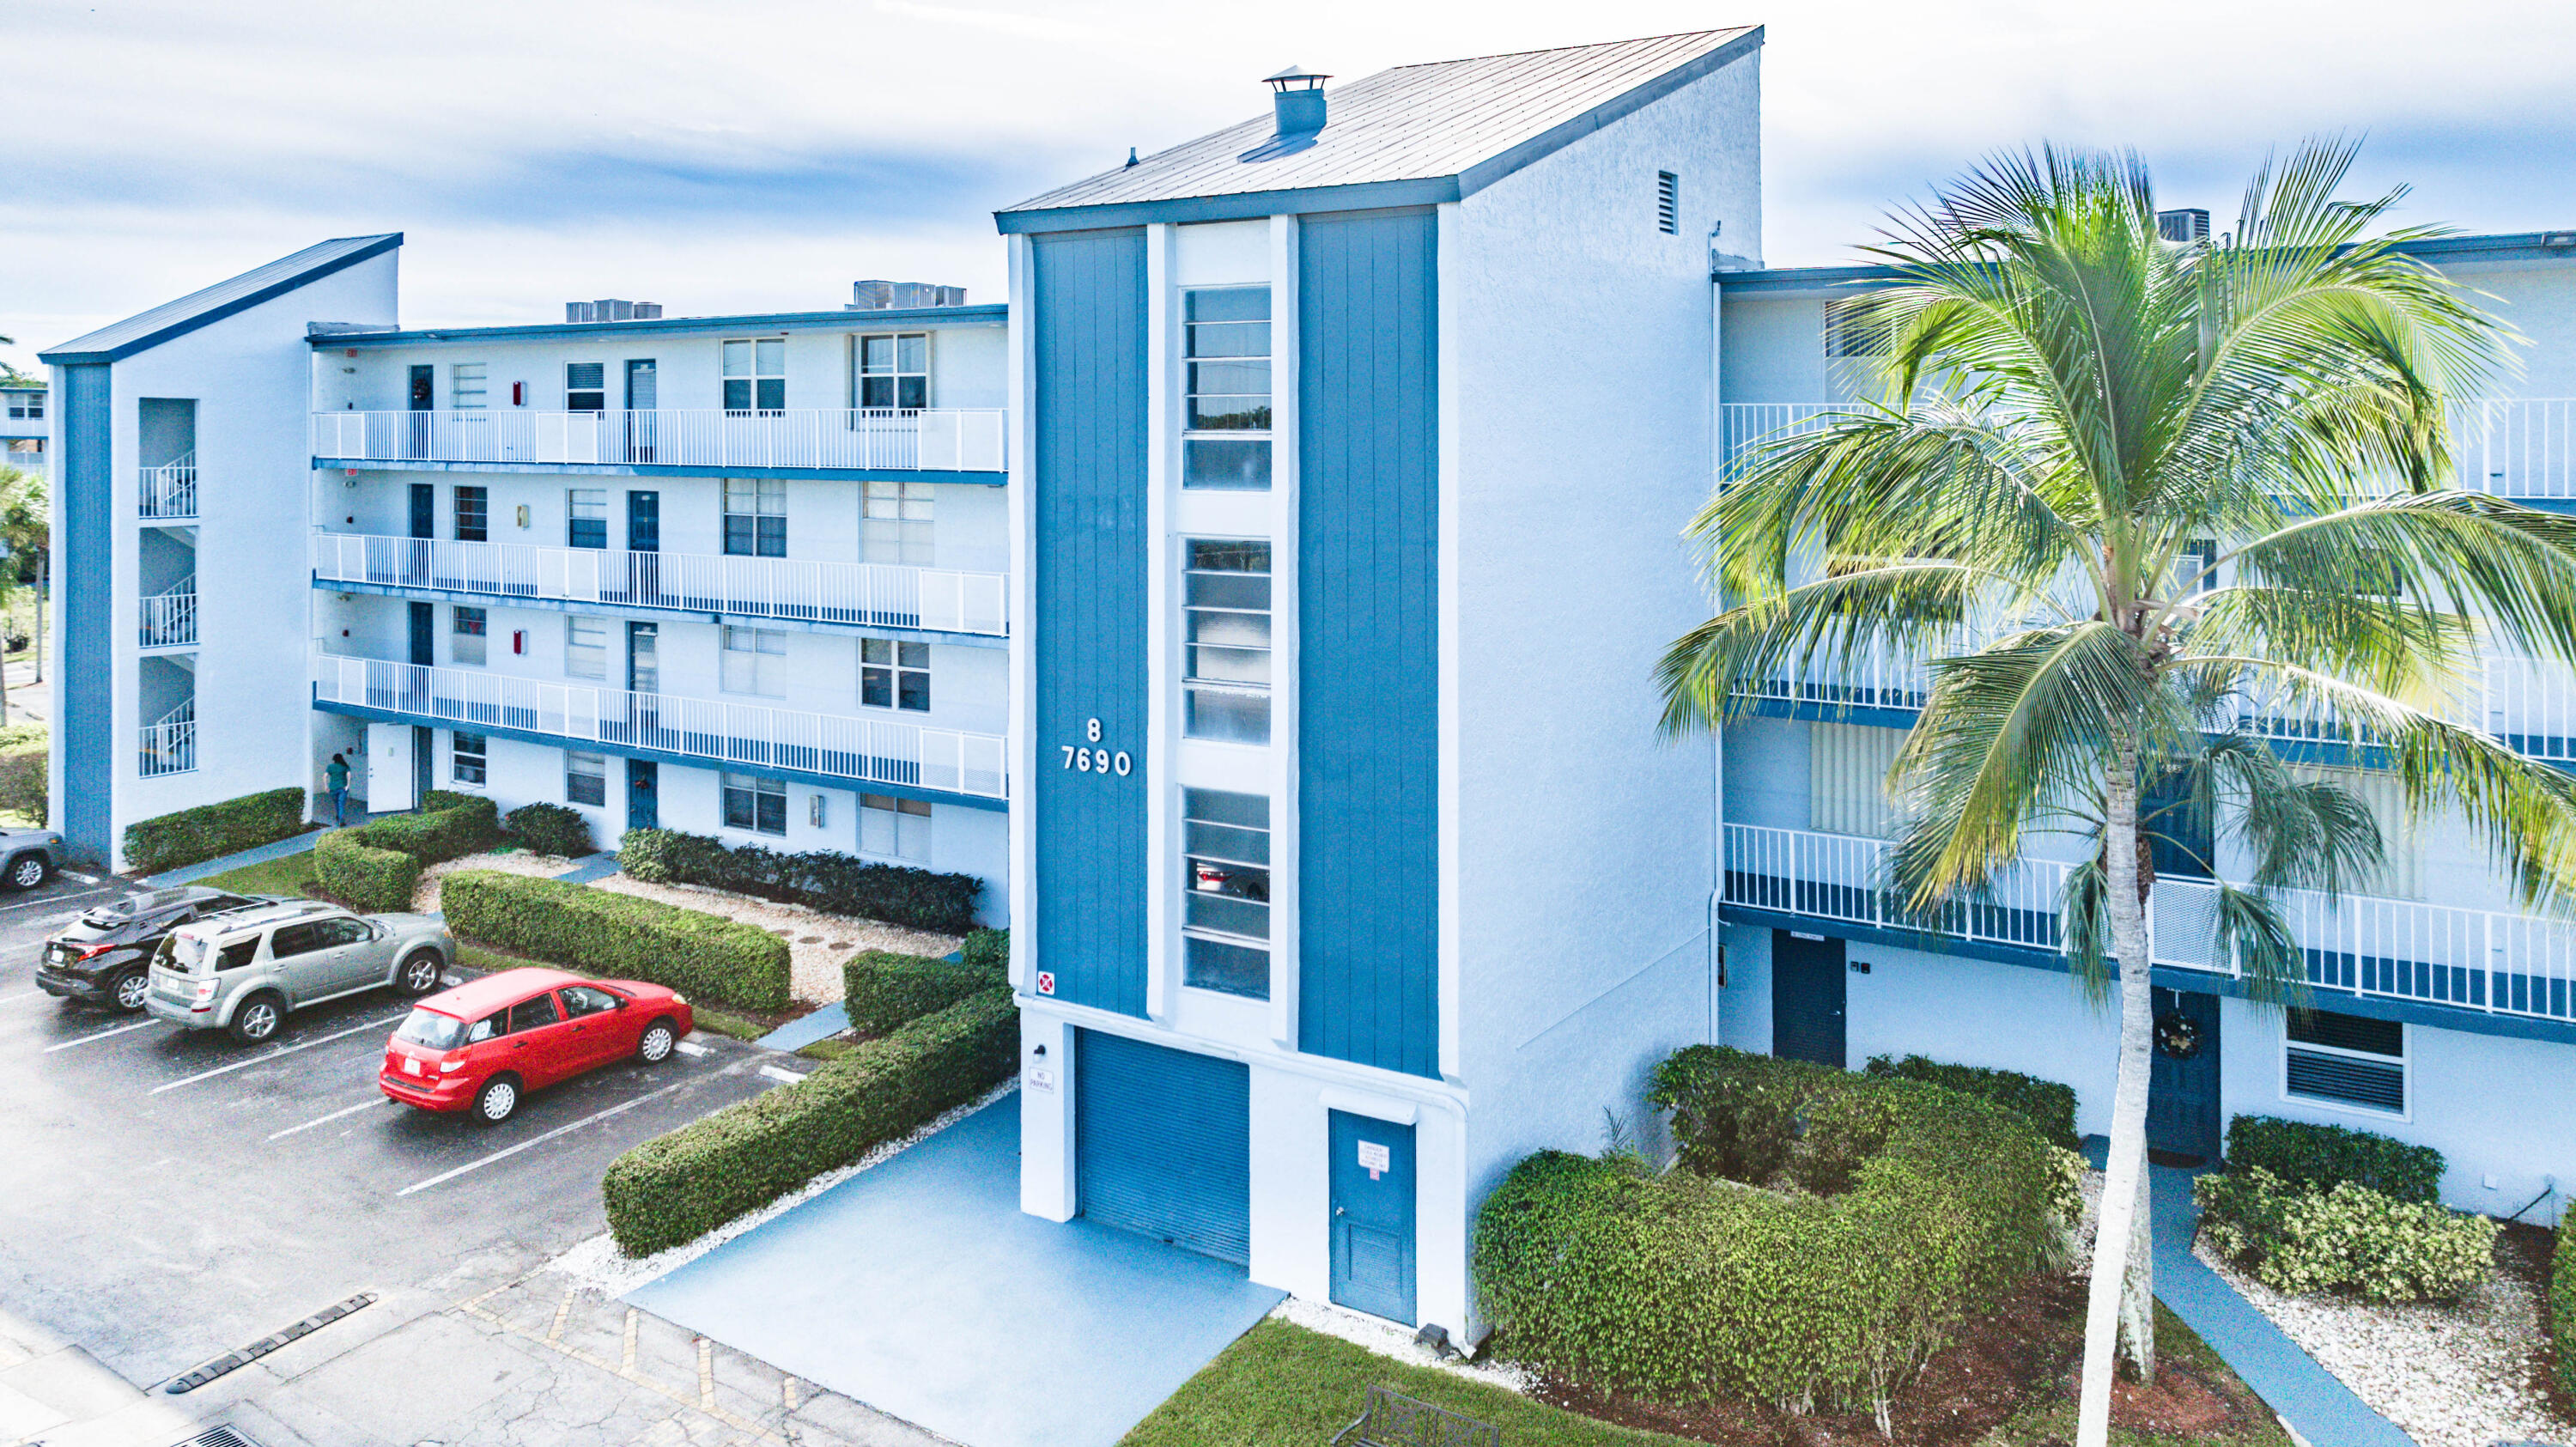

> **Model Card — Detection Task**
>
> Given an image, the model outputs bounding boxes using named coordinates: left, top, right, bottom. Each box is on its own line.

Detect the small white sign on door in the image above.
left=1356, top=1140, right=1390, bottom=1179
left=1026, top=1067, right=1055, bottom=1094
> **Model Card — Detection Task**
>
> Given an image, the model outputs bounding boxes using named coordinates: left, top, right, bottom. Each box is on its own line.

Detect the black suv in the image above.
left=38, top=886, right=276, bottom=1012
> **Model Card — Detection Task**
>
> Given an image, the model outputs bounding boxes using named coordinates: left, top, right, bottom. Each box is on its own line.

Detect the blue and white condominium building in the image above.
left=1, top=384, right=42, bottom=479
left=1713, top=229, right=2576, bottom=1219
left=39, top=240, right=1014, bottom=913
left=1001, top=30, right=1758, bottom=1337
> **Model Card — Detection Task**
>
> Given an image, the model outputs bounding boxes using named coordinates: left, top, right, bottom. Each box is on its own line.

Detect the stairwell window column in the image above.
left=1182, top=539, right=1272, bottom=745
left=1182, top=287, right=1272, bottom=489
left=1182, top=787, right=1272, bottom=999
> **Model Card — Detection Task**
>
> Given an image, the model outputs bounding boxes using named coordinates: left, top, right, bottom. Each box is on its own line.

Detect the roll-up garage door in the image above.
left=1076, top=1030, right=1251, bottom=1267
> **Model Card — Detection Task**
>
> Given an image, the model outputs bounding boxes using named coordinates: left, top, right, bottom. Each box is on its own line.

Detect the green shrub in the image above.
left=124, top=787, right=307, bottom=873
left=313, top=792, right=500, bottom=910
left=2196, top=1166, right=2495, bottom=1304
left=962, top=927, right=1009, bottom=976
left=842, top=950, right=994, bottom=1037
left=440, top=870, right=790, bottom=1011
left=1480, top=1048, right=2063, bottom=1420
left=2553, top=1221, right=2574, bottom=1400
left=2226, top=1115, right=2445, bottom=1203
left=602, top=988, right=1018, bottom=1255
left=0, top=740, right=45, bottom=823
left=1862, top=1054, right=2081, bottom=1151
left=506, top=801, right=595, bottom=859
left=617, top=826, right=981, bottom=933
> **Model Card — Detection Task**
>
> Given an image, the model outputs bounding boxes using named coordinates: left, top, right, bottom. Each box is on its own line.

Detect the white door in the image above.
left=367, top=722, right=415, bottom=813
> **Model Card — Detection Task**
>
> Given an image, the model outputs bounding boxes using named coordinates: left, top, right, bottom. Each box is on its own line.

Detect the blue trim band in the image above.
left=308, top=696, right=1007, bottom=813
left=1721, top=903, right=2576, bottom=1047
left=996, top=178, right=1461, bottom=235
left=1718, top=233, right=2576, bottom=295
left=313, top=458, right=1006, bottom=486
left=42, top=235, right=403, bottom=363
left=312, top=576, right=1007, bottom=648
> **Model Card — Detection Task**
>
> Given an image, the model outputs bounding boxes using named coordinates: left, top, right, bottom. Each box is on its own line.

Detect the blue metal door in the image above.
left=408, top=483, right=435, bottom=540
left=1771, top=929, right=1847, bottom=1067
left=1076, top=1030, right=1250, bottom=1266
left=407, top=601, right=434, bottom=666
left=626, top=760, right=659, bottom=831
left=2148, top=987, right=2222, bottom=1164
left=1328, top=1111, right=1416, bottom=1324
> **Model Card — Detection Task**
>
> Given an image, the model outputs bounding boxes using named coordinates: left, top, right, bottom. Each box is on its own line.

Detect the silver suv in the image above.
left=144, top=901, right=455, bottom=1043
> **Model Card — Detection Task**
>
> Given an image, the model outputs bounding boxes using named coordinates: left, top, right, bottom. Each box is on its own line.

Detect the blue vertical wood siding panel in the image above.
left=58, top=363, right=113, bottom=863
left=1032, top=229, right=1152, bottom=1017
left=1297, top=209, right=1441, bottom=1077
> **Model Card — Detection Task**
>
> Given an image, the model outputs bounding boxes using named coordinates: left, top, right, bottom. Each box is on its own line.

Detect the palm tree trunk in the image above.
left=2119, top=1168, right=2156, bottom=1382
left=2077, top=739, right=2157, bottom=1447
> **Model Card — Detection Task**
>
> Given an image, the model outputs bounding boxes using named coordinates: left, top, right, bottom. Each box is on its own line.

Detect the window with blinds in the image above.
left=2291, top=764, right=2422, bottom=900
left=1809, top=722, right=1905, bottom=837
left=2284, top=1007, right=2406, bottom=1116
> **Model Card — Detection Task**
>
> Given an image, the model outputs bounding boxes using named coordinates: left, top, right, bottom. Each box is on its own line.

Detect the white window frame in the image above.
left=721, top=626, right=787, bottom=697
left=1808, top=721, right=1904, bottom=838
left=722, top=337, right=787, bottom=414
left=1180, top=285, right=1273, bottom=490
left=451, top=732, right=489, bottom=787
left=861, top=480, right=934, bottom=566
left=450, top=605, right=488, bottom=667
left=1182, top=537, right=1272, bottom=745
left=2281, top=1010, right=2411, bottom=1122
left=452, top=362, right=488, bottom=411
left=859, top=793, right=933, bottom=861
left=860, top=636, right=931, bottom=713
left=565, top=361, right=606, bottom=412
left=565, top=615, right=609, bottom=681
left=854, top=332, right=930, bottom=412
left=721, top=772, right=788, bottom=836
left=723, top=477, right=787, bottom=557
left=565, top=750, right=608, bottom=808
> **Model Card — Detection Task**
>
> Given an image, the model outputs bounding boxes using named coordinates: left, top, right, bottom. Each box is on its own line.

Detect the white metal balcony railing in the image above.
left=139, top=575, right=197, bottom=649
left=311, top=533, right=1006, bottom=637
left=311, top=655, right=1007, bottom=801
left=311, top=409, right=1007, bottom=474
left=1720, top=399, right=2576, bottom=498
left=139, top=453, right=197, bottom=520
left=1722, top=823, right=2576, bottom=1024
left=139, top=699, right=195, bottom=778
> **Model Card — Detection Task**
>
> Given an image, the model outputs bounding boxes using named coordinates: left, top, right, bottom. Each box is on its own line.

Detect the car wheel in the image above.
left=473, top=1075, right=520, bottom=1125
left=229, top=992, right=284, bottom=1043
left=6, top=852, right=49, bottom=891
left=110, top=969, right=150, bottom=1013
left=636, top=1018, right=677, bottom=1064
left=398, top=951, right=445, bottom=995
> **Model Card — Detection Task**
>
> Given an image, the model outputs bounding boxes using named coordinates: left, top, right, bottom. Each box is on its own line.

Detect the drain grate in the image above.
left=169, top=1427, right=262, bottom=1447
left=163, top=1292, right=377, bottom=1394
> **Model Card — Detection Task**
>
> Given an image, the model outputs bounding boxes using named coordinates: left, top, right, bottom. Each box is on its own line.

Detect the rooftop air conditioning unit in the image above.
left=848, top=281, right=967, bottom=311
left=2156, top=209, right=2211, bottom=244
left=565, top=299, right=664, bottom=323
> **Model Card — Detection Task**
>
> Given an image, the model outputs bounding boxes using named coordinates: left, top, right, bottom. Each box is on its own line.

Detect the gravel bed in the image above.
left=1268, top=1296, right=1537, bottom=1391
left=2194, top=1235, right=2572, bottom=1447
left=410, top=849, right=575, bottom=914
left=587, top=873, right=963, bottom=1004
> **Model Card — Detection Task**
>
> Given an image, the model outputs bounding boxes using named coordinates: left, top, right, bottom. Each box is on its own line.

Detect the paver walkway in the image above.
left=628, top=1101, right=1285, bottom=1447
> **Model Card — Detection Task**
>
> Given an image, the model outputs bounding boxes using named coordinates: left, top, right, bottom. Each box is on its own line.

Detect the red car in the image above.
left=380, top=967, right=694, bottom=1124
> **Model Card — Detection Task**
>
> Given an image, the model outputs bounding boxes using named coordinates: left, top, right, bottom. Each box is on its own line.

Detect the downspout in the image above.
left=1707, top=229, right=1728, bottom=1048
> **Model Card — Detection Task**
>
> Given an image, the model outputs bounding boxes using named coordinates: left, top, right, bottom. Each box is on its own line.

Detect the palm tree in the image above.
left=1660, top=140, right=2576, bottom=1447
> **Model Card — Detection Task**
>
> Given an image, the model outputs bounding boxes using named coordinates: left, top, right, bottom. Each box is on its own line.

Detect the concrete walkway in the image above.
left=755, top=949, right=965, bottom=1051
left=551, top=852, right=621, bottom=884
left=2086, top=1140, right=2415, bottom=1446
left=628, top=1101, right=1285, bottom=1447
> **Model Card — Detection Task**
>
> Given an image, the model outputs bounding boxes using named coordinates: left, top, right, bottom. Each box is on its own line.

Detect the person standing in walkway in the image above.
left=325, top=752, right=349, bottom=827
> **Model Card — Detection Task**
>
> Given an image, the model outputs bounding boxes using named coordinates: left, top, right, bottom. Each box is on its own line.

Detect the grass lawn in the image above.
left=192, top=847, right=326, bottom=899
left=1120, top=1319, right=1698, bottom=1447
left=690, top=1006, right=773, bottom=1042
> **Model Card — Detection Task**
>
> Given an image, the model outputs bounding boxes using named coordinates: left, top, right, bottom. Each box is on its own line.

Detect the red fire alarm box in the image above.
left=511, top=380, right=526, bottom=406
left=511, top=629, right=527, bottom=655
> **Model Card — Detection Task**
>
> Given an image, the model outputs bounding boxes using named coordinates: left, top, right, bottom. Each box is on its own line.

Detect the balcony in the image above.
left=139, top=453, right=197, bottom=520
left=311, top=409, right=1006, bottom=476
left=1719, top=399, right=2576, bottom=498
left=139, top=576, right=197, bottom=649
left=140, top=700, right=195, bottom=777
left=1723, top=823, right=2576, bottom=1024
left=310, top=655, right=1006, bottom=803
left=311, top=533, right=1006, bottom=637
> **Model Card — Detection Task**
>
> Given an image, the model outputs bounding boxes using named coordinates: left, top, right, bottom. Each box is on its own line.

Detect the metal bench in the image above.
left=1329, top=1385, right=1502, bottom=1447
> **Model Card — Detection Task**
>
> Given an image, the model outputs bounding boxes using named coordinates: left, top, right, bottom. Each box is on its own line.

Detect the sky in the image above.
left=7, top=0, right=2576, bottom=374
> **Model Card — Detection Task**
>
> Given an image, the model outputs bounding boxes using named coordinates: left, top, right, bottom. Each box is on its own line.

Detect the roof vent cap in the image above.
left=1266, top=64, right=1329, bottom=137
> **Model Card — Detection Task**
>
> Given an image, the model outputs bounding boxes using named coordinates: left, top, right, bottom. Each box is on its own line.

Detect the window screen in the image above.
left=2286, top=1008, right=2406, bottom=1115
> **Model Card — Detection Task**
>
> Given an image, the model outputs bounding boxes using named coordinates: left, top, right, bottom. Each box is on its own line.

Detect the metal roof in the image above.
left=1716, top=231, right=2576, bottom=295
left=309, top=301, right=1008, bottom=350
left=40, top=233, right=402, bottom=365
left=998, top=28, right=1760, bottom=230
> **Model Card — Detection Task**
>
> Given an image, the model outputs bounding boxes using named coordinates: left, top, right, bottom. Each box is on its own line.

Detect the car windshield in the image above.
left=396, top=1007, right=471, bottom=1051
left=156, top=935, right=205, bottom=972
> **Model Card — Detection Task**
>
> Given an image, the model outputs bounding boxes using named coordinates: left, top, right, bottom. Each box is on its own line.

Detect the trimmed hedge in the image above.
left=603, top=988, right=1018, bottom=1255
left=962, top=927, right=1009, bottom=976
left=124, top=787, right=307, bottom=873
left=1862, top=1055, right=2081, bottom=1152
left=440, top=870, right=791, bottom=1011
left=1474, top=1047, right=2064, bottom=1419
left=506, top=801, right=595, bottom=859
left=2227, top=1115, right=2445, bottom=1203
left=2554, top=1220, right=2574, bottom=1400
left=313, top=790, right=502, bottom=911
left=2196, top=1166, right=2496, bottom=1304
left=618, top=826, right=981, bottom=934
left=841, top=950, right=995, bottom=1037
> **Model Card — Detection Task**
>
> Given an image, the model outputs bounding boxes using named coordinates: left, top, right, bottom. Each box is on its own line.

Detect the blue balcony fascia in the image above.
left=1720, top=901, right=2576, bottom=1047
left=312, top=575, right=1006, bottom=649
left=309, top=692, right=1007, bottom=814
left=313, top=457, right=1006, bottom=487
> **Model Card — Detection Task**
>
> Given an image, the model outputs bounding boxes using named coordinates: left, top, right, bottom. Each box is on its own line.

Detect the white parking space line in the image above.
left=0, top=989, right=39, bottom=1006
left=394, top=1073, right=712, bottom=1198
left=674, top=1041, right=710, bottom=1057
left=269, top=1097, right=393, bottom=1141
left=0, top=884, right=121, bottom=915
left=43, top=1018, right=156, bottom=1052
left=147, top=1012, right=410, bottom=1095
left=757, top=1064, right=805, bottom=1084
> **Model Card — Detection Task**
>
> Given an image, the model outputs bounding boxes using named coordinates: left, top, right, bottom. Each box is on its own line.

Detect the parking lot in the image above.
left=0, top=871, right=791, bottom=1395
